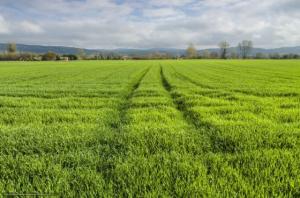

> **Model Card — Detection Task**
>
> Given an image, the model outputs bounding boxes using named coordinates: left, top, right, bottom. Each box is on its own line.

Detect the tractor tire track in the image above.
left=160, top=66, right=256, bottom=193
left=118, top=67, right=150, bottom=126
left=170, top=66, right=216, bottom=89
left=97, top=67, right=150, bottom=185
left=160, top=66, right=234, bottom=154
left=160, top=66, right=213, bottom=151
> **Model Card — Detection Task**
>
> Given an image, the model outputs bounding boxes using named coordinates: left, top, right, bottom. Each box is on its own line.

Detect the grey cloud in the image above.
left=0, top=0, right=299, bottom=49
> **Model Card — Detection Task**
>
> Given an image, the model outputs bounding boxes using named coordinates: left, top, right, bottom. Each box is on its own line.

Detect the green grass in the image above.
left=0, top=60, right=299, bottom=197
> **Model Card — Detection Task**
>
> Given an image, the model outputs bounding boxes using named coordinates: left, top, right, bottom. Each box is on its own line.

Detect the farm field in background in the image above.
left=0, top=60, right=299, bottom=197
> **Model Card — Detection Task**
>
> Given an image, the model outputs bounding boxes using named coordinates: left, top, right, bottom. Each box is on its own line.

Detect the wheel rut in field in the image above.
left=160, top=66, right=209, bottom=136
left=170, top=66, right=215, bottom=89
left=160, top=66, right=230, bottom=154
left=170, top=66, right=275, bottom=100
left=98, top=67, right=150, bottom=182
left=161, top=66, right=206, bottom=130
left=118, top=67, right=150, bottom=128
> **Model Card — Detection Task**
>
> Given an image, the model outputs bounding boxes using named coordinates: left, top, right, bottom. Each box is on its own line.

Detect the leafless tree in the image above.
left=77, top=48, right=86, bottom=60
left=238, top=40, right=253, bottom=59
left=218, top=41, right=230, bottom=59
left=186, top=43, right=198, bottom=59
left=202, top=50, right=210, bottom=59
left=7, top=43, right=17, bottom=54
left=210, top=51, right=219, bottom=59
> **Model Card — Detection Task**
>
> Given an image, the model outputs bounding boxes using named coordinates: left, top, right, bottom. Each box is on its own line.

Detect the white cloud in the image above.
left=149, top=0, right=194, bottom=7
left=0, top=15, right=10, bottom=34
left=20, top=21, right=43, bottom=33
left=143, top=8, right=182, bottom=18
left=0, top=0, right=299, bottom=48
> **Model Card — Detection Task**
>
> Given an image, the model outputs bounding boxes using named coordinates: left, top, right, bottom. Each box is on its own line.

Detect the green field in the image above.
left=0, top=60, right=299, bottom=197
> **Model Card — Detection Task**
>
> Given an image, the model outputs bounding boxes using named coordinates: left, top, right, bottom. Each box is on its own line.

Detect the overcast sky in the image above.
left=0, top=0, right=299, bottom=49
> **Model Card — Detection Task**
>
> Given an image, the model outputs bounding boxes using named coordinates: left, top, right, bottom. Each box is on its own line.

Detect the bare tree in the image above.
left=7, top=43, right=17, bottom=54
left=238, top=40, right=253, bottom=59
left=218, top=41, right=230, bottom=59
left=230, top=50, right=238, bottom=59
left=210, top=51, right=219, bottom=59
left=202, top=50, right=210, bottom=59
left=77, top=48, right=86, bottom=60
left=186, top=43, right=198, bottom=59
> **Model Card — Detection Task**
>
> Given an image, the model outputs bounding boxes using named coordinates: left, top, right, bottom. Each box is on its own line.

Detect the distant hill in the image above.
left=0, top=43, right=299, bottom=56
left=0, top=43, right=98, bottom=55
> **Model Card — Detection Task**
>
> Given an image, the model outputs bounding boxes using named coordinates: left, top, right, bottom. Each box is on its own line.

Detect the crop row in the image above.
left=0, top=60, right=299, bottom=197
left=162, top=60, right=300, bottom=196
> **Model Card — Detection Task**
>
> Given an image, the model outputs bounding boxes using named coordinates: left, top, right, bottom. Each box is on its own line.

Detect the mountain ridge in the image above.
left=0, top=43, right=300, bottom=56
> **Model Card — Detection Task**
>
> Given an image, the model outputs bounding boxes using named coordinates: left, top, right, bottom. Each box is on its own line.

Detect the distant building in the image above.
left=60, top=57, right=69, bottom=61
left=33, top=56, right=42, bottom=61
left=122, top=56, right=129, bottom=60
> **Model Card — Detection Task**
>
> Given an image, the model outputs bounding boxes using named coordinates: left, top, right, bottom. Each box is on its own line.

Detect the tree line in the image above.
left=186, top=40, right=299, bottom=59
left=0, top=42, right=299, bottom=61
left=0, top=43, right=126, bottom=61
